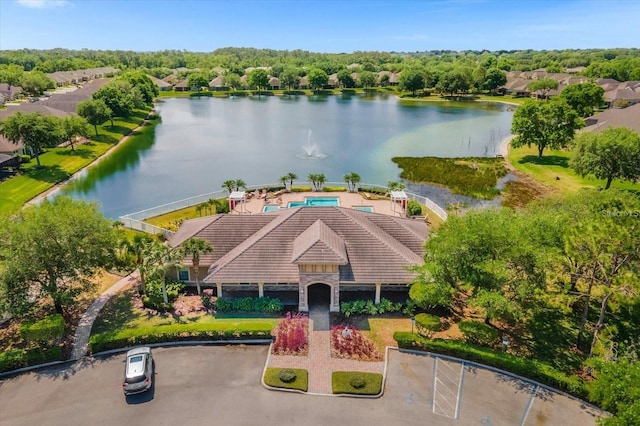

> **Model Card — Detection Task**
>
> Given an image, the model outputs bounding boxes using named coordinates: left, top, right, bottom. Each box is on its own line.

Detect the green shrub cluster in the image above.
left=393, top=332, right=587, bottom=399
left=214, top=296, right=282, bottom=313
left=142, top=280, right=185, bottom=312
left=0, top=346, right=64, bottom=373
left=407, top=200, right=423, bottom=216
left=20, top=155, right=31, bottom=164
left=291, top=186, right=313, bottom=192
left=278, top=369, right=297, bottom=383
left=415, top=313, right=442, bottom=337
left=264, top=367, right=308, bottom=391
left=332, top=371, right=383, bottom=395
left=340, top=298, right=402, bottom=317
left=358, top=187, right=387, bottom=196
left=19, top=314, right=65, bottom=344
left=323, top=186, right=347, bottom=192
left=458, top=320, right=499, bottom=347
left=89, top=321, right=275, bottom=353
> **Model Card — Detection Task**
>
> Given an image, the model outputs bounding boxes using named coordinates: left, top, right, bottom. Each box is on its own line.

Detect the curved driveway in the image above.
left=0, top=346, right=603, bottom=426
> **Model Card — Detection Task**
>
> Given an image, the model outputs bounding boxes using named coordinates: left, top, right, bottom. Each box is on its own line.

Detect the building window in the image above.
left=178, top=269, right=189, bottom=281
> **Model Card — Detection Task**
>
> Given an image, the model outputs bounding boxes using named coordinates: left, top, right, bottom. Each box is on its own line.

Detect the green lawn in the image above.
left=0, top=109, right=152, bottom=216
left=508, top=145, right=639, bottom=194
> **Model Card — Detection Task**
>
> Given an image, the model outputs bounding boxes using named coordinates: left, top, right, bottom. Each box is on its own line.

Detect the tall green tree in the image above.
left=0, top=112, right=63, bottom=167
left=571, top=127, right=640, bottom=189
left=482, top=68, right=507, bottom=92
left=222, top=73, right=242, bottom=90
left=307, top=68, right=328, bottom=91
left=77, top=98, right=112, bottom=136
left=558, top=82, right=605, bottom=117
left=358, top=71, right=376, bottom=88
left=527, top=77, right=559, bottom=99
left=436, top=69, right=470, bottom=96
left=93, top=80, right=136, bottom=125
left=19, top=70, right=54, bottom=96
left=247, top=69, right=269, bottom=91
left=187, top=72, right=209, bottom=91
left=398, top=67, right=425, bottom=95
left=308, top=173, right=326, bottom=191
left=511, top=98, right=583, bottom=158
left=592, top=359, right=640, bottom=426
left=118, top=70, right=158, bottom=104
left=221, top=179, right=235, bottom=193
left=0, top=197, right=117, bottom=317
left=60, top=115, right=90, bottom=151
left=280, top=67, right=300, bottom=91
left=181, top=237, right=213, bottom=295
left=337, top=69, right=355, bottom=88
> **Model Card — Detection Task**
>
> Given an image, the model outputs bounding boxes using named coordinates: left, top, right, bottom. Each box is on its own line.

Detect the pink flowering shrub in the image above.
left=271, top=312, right=309, bottom=356
left=330, top=325, right=383, bottom=361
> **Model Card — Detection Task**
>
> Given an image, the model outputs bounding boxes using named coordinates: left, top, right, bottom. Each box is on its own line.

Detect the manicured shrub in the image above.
left=278, top=369, right=297, bottom=383
left=264, top=367, right=308, bottom=391
left=393, top=332, right=588, bottom=400
left=89, top=321, right=276, bottom=353
left=332, top=371, right=383, bottom=395
left=20, top=314, right=65, bottom=344
left=271, top=312, right=309, bottom=355
left=330, top=325, right=382, bottom=361
left=415, top=313, right=442, bottom=337
left=340, top=298, right=402, bottom=317
left=407, top=200, right=423, bottom=216
left=291, top=186, right=313, bottom=192
left=459, top=320, right=499, bottom=347
left=214, top=296, right=283, bottom=314
left=0, top=346, right=64, bottom=373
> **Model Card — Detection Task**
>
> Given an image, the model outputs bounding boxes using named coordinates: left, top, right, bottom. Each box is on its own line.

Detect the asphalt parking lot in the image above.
left=0, top=346, right=603, bottom=426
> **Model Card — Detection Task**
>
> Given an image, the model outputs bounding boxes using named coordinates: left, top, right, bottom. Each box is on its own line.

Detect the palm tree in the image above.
left=279, top=175, right=288, bottom=190
left=234, top=179, right=247, bottom=191
left=317, top=173, right=326, bottom=191
left=387, top=181, right=406, bottom=193
left=344, top=172, right=361, bottom=192
left=124, top=234, right=154, bottom=294
left=286, top=172, right=298, bottom=191
left=181, top=238, right=213, bottom=295
left=222, top=180, right=235, bottom=193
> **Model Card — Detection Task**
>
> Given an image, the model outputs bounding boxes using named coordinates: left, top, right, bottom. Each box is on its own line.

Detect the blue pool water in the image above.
left=288, top=197, right=340, bottom=208
left=262, top=205, right=281, bottom=212
left=353, top=206, right=374, bottom=213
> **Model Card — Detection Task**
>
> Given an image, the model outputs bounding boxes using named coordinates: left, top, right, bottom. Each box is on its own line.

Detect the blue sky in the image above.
left=1, top=0, right=639, bottom=52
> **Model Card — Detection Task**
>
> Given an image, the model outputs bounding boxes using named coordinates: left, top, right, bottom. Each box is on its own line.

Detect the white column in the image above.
left=375, top=283, right=382, bottom=304
left=258, top=282, right=264, bottom=298
left=216, top=282, right=223, bottom=298
left=330, top=284, right=340, bottom=312
left=299, top=285, right=308, bottom=312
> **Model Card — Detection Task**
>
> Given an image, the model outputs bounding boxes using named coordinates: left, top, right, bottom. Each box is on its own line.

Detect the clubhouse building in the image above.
left=168, top=206, right=428, bottom=311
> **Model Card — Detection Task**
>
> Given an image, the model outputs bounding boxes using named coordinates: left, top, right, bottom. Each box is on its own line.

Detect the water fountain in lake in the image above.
left=296, top=130, right=327, bottom=159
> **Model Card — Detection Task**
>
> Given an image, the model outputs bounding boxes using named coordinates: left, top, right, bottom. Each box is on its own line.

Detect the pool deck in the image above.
left=231, top=191, right=412, bottom=219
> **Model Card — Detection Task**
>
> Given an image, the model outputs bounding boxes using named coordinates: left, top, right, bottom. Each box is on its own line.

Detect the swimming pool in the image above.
left=353, top=206, right=374, bottom=213
left=262, top=205, right=281, bottom=212
left=288, top=197, right=340, bottom=208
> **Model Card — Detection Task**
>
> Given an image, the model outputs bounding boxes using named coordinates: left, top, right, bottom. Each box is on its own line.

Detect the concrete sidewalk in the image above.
left=70, top=272, right=139, bottom=360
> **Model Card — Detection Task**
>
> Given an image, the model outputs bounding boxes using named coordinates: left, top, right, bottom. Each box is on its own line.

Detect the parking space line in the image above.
left=432, top=357, right=465, bottom=419
left=455, top=362, right=465, bottom=419
left=519, top=384, right=538, bottom=425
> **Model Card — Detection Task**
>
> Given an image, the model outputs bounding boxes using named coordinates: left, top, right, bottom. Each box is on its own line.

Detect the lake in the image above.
left=59, top=94, right=514, bottom=218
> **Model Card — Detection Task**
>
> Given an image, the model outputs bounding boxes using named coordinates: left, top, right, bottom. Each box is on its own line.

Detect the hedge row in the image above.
left=0, top=346, right=64, bottom=373
left=90, top=322, right=275, bottom=353
left=215, top=297, right=282, bottom=314
left=394, top=332, right=588, bottom=400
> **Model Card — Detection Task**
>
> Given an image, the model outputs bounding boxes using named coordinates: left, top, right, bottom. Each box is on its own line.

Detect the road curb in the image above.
left=0, top=339, right=271, bottom=379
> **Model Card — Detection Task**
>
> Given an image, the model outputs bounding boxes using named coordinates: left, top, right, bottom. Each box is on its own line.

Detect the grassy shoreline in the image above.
left=0, top=108, right=153, bottom=216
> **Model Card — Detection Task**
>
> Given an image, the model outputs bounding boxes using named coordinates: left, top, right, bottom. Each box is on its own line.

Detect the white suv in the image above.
left=122, top=347, right=154, bottom=395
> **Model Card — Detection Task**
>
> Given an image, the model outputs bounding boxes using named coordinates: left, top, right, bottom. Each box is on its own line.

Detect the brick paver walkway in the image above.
left=266, top=320, right=385, bottom=395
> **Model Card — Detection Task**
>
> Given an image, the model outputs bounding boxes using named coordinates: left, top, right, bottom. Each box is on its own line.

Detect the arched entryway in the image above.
left=308, top=283, right=331, bottom=308
left=307, top=283, right=331, bottom=331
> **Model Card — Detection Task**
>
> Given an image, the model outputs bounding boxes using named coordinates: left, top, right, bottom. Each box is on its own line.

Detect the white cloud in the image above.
left=17, top=0, right=70, bottom=9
